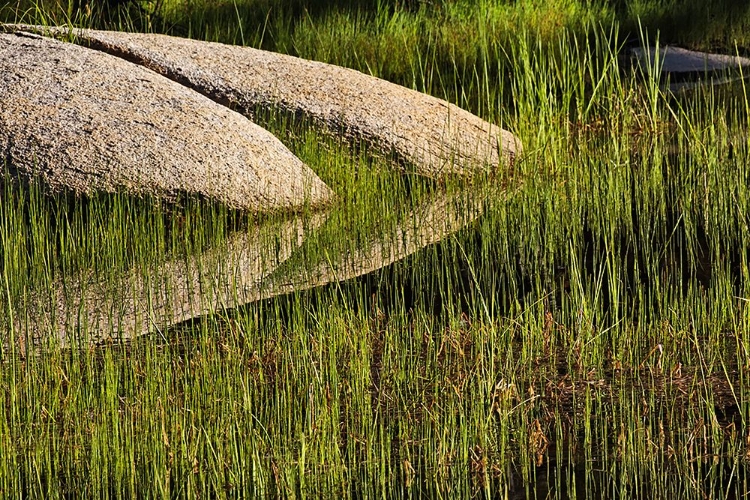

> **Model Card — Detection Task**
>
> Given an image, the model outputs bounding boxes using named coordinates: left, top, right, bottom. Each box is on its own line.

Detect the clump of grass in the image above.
left=2, top=1, right=750, bottom=498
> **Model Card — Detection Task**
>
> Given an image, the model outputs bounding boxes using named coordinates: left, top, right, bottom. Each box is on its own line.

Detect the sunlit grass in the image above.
left=2, top=1, right=750, bottom=498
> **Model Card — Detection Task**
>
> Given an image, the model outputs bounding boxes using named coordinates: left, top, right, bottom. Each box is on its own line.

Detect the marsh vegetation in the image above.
left=2, top=0, right=750, bottom=498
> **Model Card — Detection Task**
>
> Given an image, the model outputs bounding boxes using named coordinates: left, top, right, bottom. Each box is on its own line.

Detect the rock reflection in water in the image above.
left=17, top=189, right=483, bottom=348
left=16, top=213, right=326, bottom=348
left=263, top=189, right=483, bottom=297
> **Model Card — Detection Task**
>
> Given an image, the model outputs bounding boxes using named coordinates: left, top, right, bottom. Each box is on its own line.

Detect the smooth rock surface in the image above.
left=630, top=45, right=750, bottom=74
left=5, top=25, right=521, bottom=177
left=628, top=45, right=750, bottom=91
left=0, top=31, right=334, bottom=211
